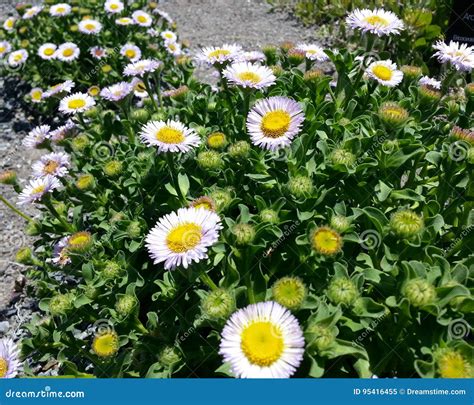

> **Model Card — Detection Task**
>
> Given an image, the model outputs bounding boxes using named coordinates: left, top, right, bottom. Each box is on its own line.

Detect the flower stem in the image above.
left=0, top=194, right=33, bottom=222
left=143, top=75, right=159, bottom=113
left=199, top=272, right=218, bottom=291
left=165, top=153, right=186, bottom=204
left=44, top=199, right=75, bottom=232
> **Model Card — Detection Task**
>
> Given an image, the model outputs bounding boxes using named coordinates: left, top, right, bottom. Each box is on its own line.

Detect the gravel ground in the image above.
left=0, top=0, right=325, bottom=359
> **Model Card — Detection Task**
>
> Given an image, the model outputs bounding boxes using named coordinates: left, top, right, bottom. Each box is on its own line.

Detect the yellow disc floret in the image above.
left=241, top=321, right=284, bottom=367
left=166, top=223, right=202, bottom=253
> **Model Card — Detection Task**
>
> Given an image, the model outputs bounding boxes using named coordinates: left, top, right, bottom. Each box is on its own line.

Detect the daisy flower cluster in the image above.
left=0, top=3, right=472, bottom=382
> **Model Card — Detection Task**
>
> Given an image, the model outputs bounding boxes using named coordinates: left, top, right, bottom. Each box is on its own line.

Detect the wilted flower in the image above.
left=189, top=196, right=216, bottom=212
left=451, top=126, right=474, bottom=145
left=52, top=236, right=71, bottom=268
left=435, top=348, right=473, bottom=378
left=0, top=170, right=17, bottom=185
left=419, top=76, right=441, bottom=90
left=90, top=46, right=107, bottom=60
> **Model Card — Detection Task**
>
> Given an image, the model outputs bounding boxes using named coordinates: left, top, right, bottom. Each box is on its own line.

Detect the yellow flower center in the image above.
left=166, top=223, right=202, bottom=253
left=88, top=86, right=100, bottom=96
left=208, top=49, right=230, bottom=59
left=155, top=126, right=185, bottom=144
left=134, top=81, right=146, bottom=92
left=44, top=48, right=55, bottom=56
left=194, top=202, right=212, bottom=210
left=84, top=23, right=96, bottom=30
left=32, top=185, right=46, bottom=194
left=57, top=7, right=65, bottom=13
left=168, top=44, right=177, bottom=51
left=43, top=160, right=59, bottom=174
left=62, top=48, right=74, bottom=57
left=118, top=18, right=129, bottom=24
left=32, top=91, right=42, bottom=100
left=0, top=358, right=8, bottom=378
left=260, top=110, right=291, bottom=138
left=439, top=352, right=473, bottom=378
left=364, top=15, right=389, bottom=27
left=372, top=65, right=393, bottom=81
left=125, top=49, right=136, bottom=58
left=6, top=19, right=14, bottom=28
left=0, top=46, right=5, bottom=53
left=237, top=71, right=261, bottom=84
left=69, top=233, right=90, bottom=247
left=241, top=321, right=284, bottom=367
left=137, top=15, right=147, bottom=23
left=93, top=333, right=118, bottom=357
left=312, top=228, right=341, bottom=255
left=208, top=133, right=225, bottom=148
left=384, top=108, right=404, bottom=117
left=67, top=98, right=86, bottom=109
left=13, top=54, right=23, bottom=62
left=111, top=4, right=119, bottom=9
left=165, top=33, right=173, bottom=39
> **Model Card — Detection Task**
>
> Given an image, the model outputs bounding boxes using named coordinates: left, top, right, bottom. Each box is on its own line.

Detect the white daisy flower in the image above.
left=346, top=8, right=404, bottom=36
left=433, top=40, right=474, bottom=72
left=153, top=9, right=173, bottom=24
left=247, top=96, right=304, bottom=151
left=234, top=51, right=266, bottom=63
left=3, top=17, right=16, bottom=32
left=7, top=50, right=28, bottom=67
left=52, top=236, right=71, bottom=267
left=198, top=44, right=242, bottom=65
left=22, top=6, right=43, bottom=20
left=29, top=87, right=43, bottom=103
left=145, top=207, right=222, bottom=270
left=115, top=17, right=133, bottom=26
left=223, top=62, right=276, bottom=90
left=132, top=10, right=152, bottom=27
left=43, top=80, right=75, bottom=98
left=147, top=28, right=159, bottom=37
left=366, top=60, right=403, bottom=87
left=32, top=152, right=70, bottom=178
left=22, top=125, right=50, bottom=148
left=18, top=175, right=61, bottom=205
left=78, top=19, right=102, bottom=35
left=0, top=338, right=21, bottom=378
left=120, top=44, right=142, bottom=62
left=131, top=78, right=148, bottom=98
left=165, top=41, right=182, bottom=56
left=161, top=30, right=177, bottom=43
left=419, top=76, right=441, bottom=90
left=38, top=43, right=57, bottom=60
left=0, top=41, right=12, bottom=58
left=50, top=121, right=75, bottom=143
left=104, top=0, right=124, bottom=14
left=100, top=81, right=133, bottom=101
left=139, top=119, right=200, bottom=153
left=296, top=43, right=328, bottom=62
left=219, top=301, right=305, bottom=378
left=59, top=92, right=96, bottom=115
left=55, top=43, right=80, bottom=62
left=49, top=3, right=71, bottom=17
left=123, top=59, right=162, bottom=77
left=89, top=46, right=107, bottom=60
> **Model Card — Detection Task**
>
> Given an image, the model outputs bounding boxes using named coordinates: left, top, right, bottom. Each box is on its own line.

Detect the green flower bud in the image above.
left=151, top=112, right=167, bottom=121
left=102, top=260, right=123, bottom=279
left=207, top=132, right=227, bottom=149
left=53, top=202, right=67, bottom=216
left=280, top=41, right=295, bottom=54
left=330, top=215, right=351, bottom=233
left=465, top=83, right=474, bottom=99
left=262, top=44, right=277, bottom=62
left=327, top=278, right=358, bottom=306
left=126, top=221, right=142, bottom=239
left=330, top=148, right=356, bottom=166
left=269, top=65, right=284, bottom=77
left=131, top=108, right=150, bottom=123
left=260, top=208, right=279, bottom=224
left=446, top=100, right=460, bottom=119
left=207, top=101, right=217, bottom=111
left=468, top=148, right=474, bottom=164
left=202, top=289, right=235, bottom=320
left=305, top=324, right=336, bottom=351
left=71, top=134, right=90, bottom=152
left=233, top=223, right=256, bottom=246
left=378, top=102, right=409, bottom=127
left=287, top=175, right=313, bottom=198
left=304, top=69, right=325, bottom=83
left=67, top=231, right=93, bottom=253
left=287, top=48, right=305, bottom=66
left=49, top=293, right=74, bottom=316
left=272, top=277, right=306, bottom=310
left=390, top=209, right=424, bottom=238
left=75, top=173, right=95, bottom=191
left=0, top=170, right=17, bottom=185
left=115, top=294, right=138, bottom=316
left=196, top=150, right=223, bottom=170
left=400, top=65, right=422, bottom=80
left=84, top=106, right=99, bottom=119
left=419, top=85, right=441, bottom=104
left=189, top=196, right=216, bottom=211
left=403, top=279, right=436, bottom=307
left=228, top=140, right=251, bottom=159
left=159, top=346, right=181, bottom=367
left=83, top=284, right=99, bottom=300
left=103, top=160, right=123, bottom=177
left=209, top=188, right=233, bottom=212
left=15, top=247, right=33, bottom=265
left=25, top=221, right=41, bottom=236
